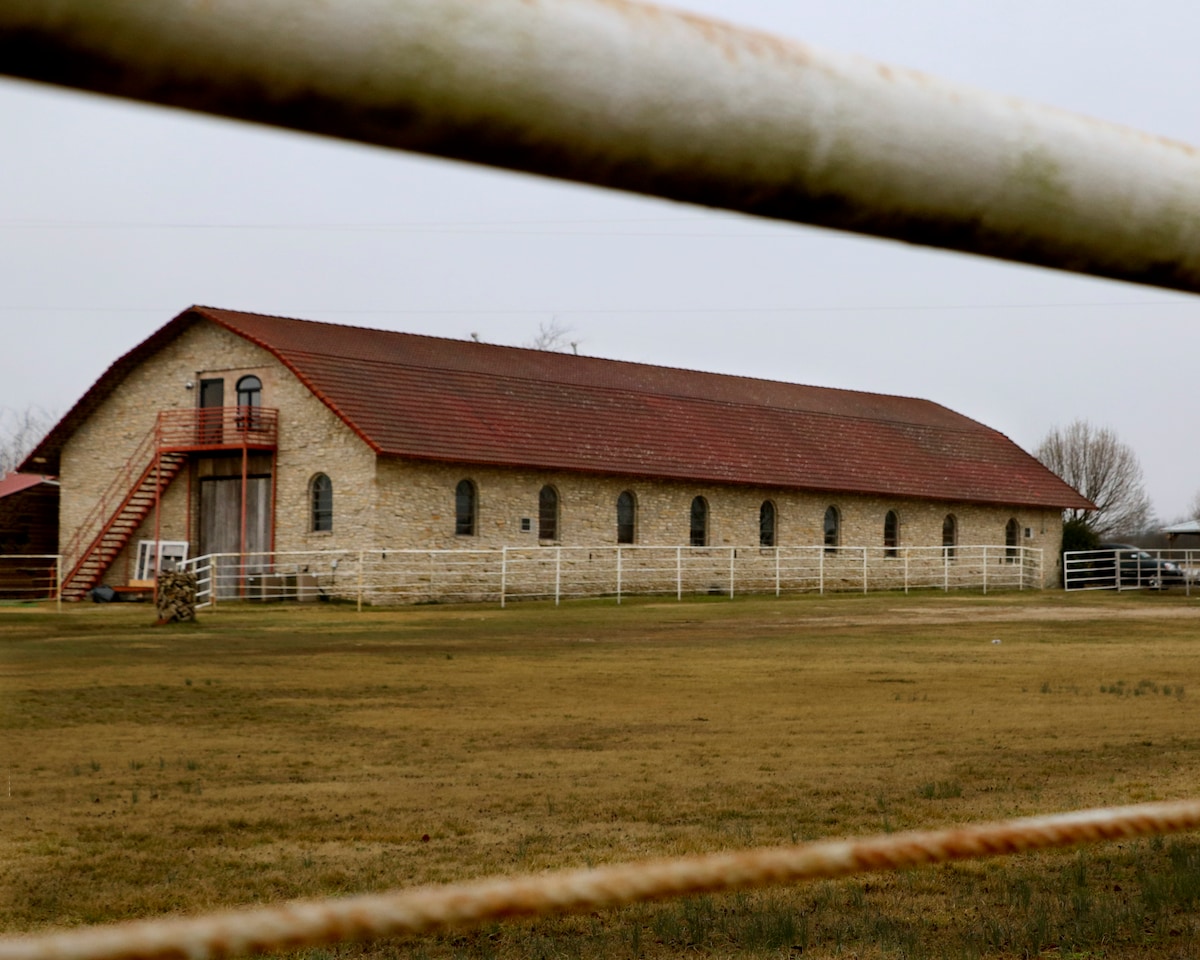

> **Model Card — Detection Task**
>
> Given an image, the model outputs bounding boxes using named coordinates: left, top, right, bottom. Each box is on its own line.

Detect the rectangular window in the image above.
left=135, top=540, right=189, bottom=581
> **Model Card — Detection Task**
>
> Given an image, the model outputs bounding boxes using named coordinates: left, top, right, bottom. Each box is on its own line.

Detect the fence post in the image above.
left=904, top=548, right=909, bottom=594
left=677, top=547, right=682, bottom=602
left=819, top=547, right=825, bottom=595
left=55, top=554, right=62, bottom=614
left=500, top=546, right=507, bottom=608
left=729, top=548, right=735, bottom=599
left=944, top=548, right=949, bottom=592
left=862, top=548, right=868, bottom=594
left=982, top=546, right=988, bottom=595
left=555, top=547, right=562, bottom=606
left=357, top=550, right=364, bottom=612
left=775, top=547, right=781, bottom=597
left=616, top=547, right=623, bottom=605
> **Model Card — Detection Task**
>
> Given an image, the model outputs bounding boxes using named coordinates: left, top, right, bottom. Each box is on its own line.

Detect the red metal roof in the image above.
left=24, top=307, right=1094, bottom=510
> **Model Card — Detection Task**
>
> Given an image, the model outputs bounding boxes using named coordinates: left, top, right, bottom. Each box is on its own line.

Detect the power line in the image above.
left=0, top=300, right=1193, bottom=315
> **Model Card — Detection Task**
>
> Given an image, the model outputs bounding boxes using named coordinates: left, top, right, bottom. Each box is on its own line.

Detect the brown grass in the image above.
left=4, top=589, right=1200, bottom=958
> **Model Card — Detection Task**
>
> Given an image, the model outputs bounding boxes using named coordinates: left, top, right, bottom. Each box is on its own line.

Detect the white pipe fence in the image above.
left=0, top=554, right=61, bottom=611
left=1064, top=546, right=1196, bottom=594
left=181, top=544, right=1042, bottom=609
left=4, top=1, right=1200, bottom=292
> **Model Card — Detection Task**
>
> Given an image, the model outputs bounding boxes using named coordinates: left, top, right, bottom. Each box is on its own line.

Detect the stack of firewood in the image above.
left=156, top=570, right=198, bottom=622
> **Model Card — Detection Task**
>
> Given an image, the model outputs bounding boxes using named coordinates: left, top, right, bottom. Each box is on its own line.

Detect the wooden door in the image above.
left=200, top=475, right=272, bottom=597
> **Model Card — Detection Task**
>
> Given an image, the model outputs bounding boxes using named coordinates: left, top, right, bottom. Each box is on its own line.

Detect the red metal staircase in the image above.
left=60, top=429, right=187, bottom=600
left=59, top=408, right=279, bottom=600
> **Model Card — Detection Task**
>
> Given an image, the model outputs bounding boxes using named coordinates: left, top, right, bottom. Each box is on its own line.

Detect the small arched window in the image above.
left=690, top=497, right=708, bottom=547
left=455, top=479, right=477, bottom=537
left=616, top=491, right=636, bottom=544
left=1005, top=517, right=1020, bottom=561
left=236, top=375, right=262, bottom=408
left=539, top=486, right=559, bottom=541
left=823, top=506, right=840, bottom=553
left=310, top=473, right=333, bottom=533
left=942, top=514, right=957, bottom=560
left=235, top=375, right=263, bottom=430
left=759, top=501, right=776, bottom=548
left=883, top=510, right=899, bottom=558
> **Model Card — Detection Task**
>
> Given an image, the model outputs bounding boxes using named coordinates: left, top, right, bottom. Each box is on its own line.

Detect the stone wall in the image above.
left=373, top=460, right=1064, bottom=587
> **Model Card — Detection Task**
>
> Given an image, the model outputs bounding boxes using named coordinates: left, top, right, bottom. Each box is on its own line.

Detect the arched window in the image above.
left=823, top=506, right=840, bottom=553
left=759, top=500, right=776, bottom=547
left=883, top=510, right=899, bottom=558
left=455, top=479, right=477, bottom=537
left=538, top=486, right=559, bottom=541
left=616, top=491, right=636, bottom=544
left=310, top=473, right=332, bottom=533
left=690, top=497, right=708, bottom=547
left=1005, top=517, right=1020, bottom=561
left=236, top=375, right=262, bottom=408
left=235, top=375, right=262, bottom=429
left=942, top=514, right=957, bottom=560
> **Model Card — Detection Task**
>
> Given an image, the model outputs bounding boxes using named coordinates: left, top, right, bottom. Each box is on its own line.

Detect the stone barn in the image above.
left=19, top=306, right=1091, bottom=600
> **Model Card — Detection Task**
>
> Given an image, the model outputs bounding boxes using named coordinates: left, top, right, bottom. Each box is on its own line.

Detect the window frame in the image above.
left=689, top=496, right=709, bottom=548
left=455, top=479, right=477, bottom=537
left=1005, top=517, right=1020, bottom=562
left=942, top=514, right=958, bottom=561
left=759, top=500, right=777, bottom=548
left=538, top=485, right=560, bottom=542
left=310, top=473, right=333, bottom=533
left=235, top=375, right=263, bottom=430
left=823, top=505, right=840, bottom=553
left=616, top=491, right=636, bottom=545
left=883, top=509, right=899, bottom=559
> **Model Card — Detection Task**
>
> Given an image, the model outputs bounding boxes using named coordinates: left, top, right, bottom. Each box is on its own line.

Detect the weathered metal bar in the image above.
left=3, top=0, right=1200, bottom=290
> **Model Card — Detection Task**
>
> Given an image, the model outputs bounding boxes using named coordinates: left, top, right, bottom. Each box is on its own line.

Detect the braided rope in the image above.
left=4, top=800, right=1200, bottom=960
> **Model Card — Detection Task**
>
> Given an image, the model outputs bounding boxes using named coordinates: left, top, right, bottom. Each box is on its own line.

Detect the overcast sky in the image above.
left=3, top=0, right=1198, bottom=521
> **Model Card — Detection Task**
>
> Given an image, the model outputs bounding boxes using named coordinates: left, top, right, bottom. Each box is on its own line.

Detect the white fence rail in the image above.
left=0, top=554, right=61, bottom=610
left=181, top=544, right=1041, bottom=609
left=1063, top=547, right=1196, bottom=594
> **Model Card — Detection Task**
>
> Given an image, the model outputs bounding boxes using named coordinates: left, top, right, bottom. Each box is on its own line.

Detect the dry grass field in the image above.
left=5, top=590, right=1200, bottom=959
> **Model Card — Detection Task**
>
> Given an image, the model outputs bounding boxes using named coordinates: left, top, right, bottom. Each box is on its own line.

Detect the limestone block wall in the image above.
left=59, top=319, right=378, bottom=582
left=58, top=321, right=268, bottom=577
left=371, top=459, right=1063, bottom=586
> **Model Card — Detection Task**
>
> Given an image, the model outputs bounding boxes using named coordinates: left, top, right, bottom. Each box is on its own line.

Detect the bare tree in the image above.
left=1188, top=489, right=1200, bottom=522
left=1035, top=419, right=1152, bottom=538
left=0, top=406, right=57, bottom=476
left=524, top=318, right=578, bottom=353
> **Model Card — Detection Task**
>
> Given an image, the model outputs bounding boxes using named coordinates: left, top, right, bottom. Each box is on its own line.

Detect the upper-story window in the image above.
left=823, top=505, right=840, bottom=552
left=883, top=510, right=899, bottom=558
left=236, top=375, right=263, bottom=430
left=690, top=497, right=708, bottom=547
left=616, top=491, right=636, bottom=545
left=236, top=375, right=262, bottom=408
left=759, top=501, right=777, bottom=547
left=539, top=485, right=559, bottom=541
left=942, top=514, right=958, bottom=560
left=1005, top=517, right=1020, bottom=561
left=310, top=473, right=333, bottom=533
left=455, top=479, right=477, bottom=537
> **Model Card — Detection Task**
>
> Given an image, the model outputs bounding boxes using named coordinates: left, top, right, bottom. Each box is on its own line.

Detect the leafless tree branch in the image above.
left=0, top=406, right=57, bottom=476
left=1036, top=419, right=1152, bottom=538
left=524, top=319, right=578, bottom=353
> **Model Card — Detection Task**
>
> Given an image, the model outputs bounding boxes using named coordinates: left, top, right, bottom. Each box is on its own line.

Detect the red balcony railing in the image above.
left=158, top=406, right=278, bottom=451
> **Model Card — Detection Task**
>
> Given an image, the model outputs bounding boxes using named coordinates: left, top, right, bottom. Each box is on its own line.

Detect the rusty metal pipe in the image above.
left=2, top=0, right=1200, bottom=291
